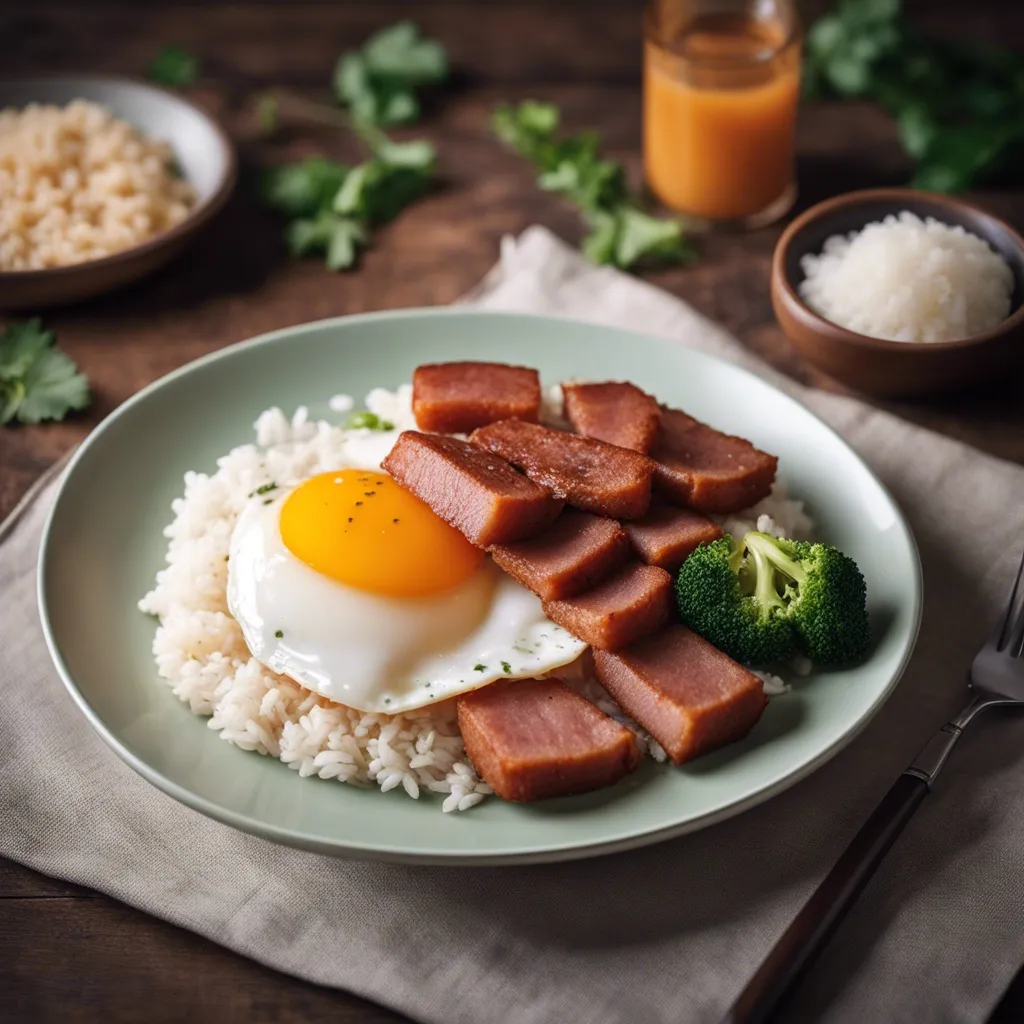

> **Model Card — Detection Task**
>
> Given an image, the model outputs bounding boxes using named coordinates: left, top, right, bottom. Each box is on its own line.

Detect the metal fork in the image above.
left=724, top=547, right=1024, bottom=1024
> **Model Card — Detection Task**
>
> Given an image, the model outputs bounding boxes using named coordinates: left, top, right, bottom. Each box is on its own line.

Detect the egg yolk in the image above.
left=279, top=470, right=484, bottom=598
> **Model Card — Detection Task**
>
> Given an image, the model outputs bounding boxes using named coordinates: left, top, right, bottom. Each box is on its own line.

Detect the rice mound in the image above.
left=140, top=385, right=812, bottom=811
left=0, top=99, right=196, bottom=271
left=799, top=211, right=1014, bottom=343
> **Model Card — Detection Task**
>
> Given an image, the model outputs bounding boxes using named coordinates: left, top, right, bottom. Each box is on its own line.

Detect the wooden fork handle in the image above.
left=722, top=772, right=929, bottom=1024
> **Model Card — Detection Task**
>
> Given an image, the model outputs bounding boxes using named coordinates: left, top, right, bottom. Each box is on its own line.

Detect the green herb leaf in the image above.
left=261, top=158, right=350, bottom=218
left=0, top=320, right=90, bottom=426
left=0, top=318, right=52, bottom=383
left=493, top=101, right=691, bottom=271
left=614, top=207, right=693, bottom=269
left=333, top=158, right=433, bottom=224
left=260, top=22, right=446, bottom=271
left=326, top=218, right=367, bottom=271
left=362, top=21, right=448, bottom=84
left=333, top=21, right=448, bottom=128
left=805, top=0, right=1024, bottom=192
left=147, top=45, right=200, bottom=88
left=345, top=411, right=394, bottom=431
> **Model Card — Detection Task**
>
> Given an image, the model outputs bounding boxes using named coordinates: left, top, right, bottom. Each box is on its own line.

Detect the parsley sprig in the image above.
left=0, top=320, right=90, bottom=426
left=259, top=22, right=447, bottom=271
left=806, top=0, right=1024, bottom=193
left=333, top=20, right=448, bottom=128
left=493, top=101, right=693, bottom=271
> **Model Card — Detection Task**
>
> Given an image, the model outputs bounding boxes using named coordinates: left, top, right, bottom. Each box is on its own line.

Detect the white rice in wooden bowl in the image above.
left=0, top=99, right=196, bottom=271
left=139, top=384, right=812, bottom=810
left=799, top=211, right=1014, bottom=343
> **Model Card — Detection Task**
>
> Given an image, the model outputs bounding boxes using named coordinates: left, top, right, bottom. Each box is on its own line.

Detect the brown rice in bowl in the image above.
left=0, top=99, right=196, bottom=271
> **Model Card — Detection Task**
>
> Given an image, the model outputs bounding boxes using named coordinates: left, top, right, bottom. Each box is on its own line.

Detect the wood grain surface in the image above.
left=1, top=2, right=1022, bottom=1021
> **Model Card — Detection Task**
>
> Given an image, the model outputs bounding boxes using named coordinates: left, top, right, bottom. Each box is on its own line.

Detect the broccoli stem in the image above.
left=745, top=532, right=807, bottom=607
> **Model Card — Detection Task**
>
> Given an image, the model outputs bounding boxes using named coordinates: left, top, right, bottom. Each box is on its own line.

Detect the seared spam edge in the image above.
left=470, top=419, right=655, bottom=519
left=457, top=677, right=641, bottom=802
left=382, top=431, right=563, bottom=547
left=593, top=625, right=768, bottom=764
left=412, top=361, right=541, bottom=434
left=562, top=380, right=661, bottom=454
left=651, top=408, right=778, bottom=514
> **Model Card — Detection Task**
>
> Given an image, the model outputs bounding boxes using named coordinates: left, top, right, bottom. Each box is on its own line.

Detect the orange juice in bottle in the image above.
left=644, top=0, right=801, bottom=227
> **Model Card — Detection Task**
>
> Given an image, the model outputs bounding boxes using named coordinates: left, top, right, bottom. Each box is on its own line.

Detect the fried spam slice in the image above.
left=489, top=510, right=631, bottom=601
left=622, top=501, right=724, bottom=572
left=647, top=407, right=774, bottom=516
left=562, top=381, right=662, bottom=454
left=542, top=563, right=672, bottom=651
left=470, top=419, right=654, bottom=520
left=650, top=408, right=778, bottom=514
left=412, top=361, right=541, bottom=434
left=457, top=678, right=641, bottom=802
left=593, top=625, right=768, bottom=765
left=382, top=431, right=563, bottom=547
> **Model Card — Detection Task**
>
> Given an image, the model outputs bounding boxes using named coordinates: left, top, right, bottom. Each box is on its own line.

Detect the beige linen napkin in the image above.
left=2, top=227, right=1023, bottom=1024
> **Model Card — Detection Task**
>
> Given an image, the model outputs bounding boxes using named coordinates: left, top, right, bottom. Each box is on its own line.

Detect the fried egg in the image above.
left=227, top=469, right=585, bottom=713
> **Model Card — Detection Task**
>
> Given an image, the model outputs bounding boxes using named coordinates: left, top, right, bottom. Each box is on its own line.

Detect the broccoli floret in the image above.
left=744, top=533, right=871, bottom=665
left=674, top=535, right=797, bottom=665
left=675, top=532, right=871, bottom=666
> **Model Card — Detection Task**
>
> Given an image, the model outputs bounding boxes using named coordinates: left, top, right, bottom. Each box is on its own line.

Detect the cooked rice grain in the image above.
left=0, top=99, right=196, bottom=271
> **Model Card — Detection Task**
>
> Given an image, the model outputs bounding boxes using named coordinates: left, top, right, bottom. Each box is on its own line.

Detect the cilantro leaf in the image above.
left=259, top=22, right=446, bottom=271
left=147, top=45, right=200, bottom=88
left=326, top=218, right=367, bottom=270
left=614, top=207, right=693, bottom=270
left=493, top=101, right=692, bottom=271
left=333, top=21, right=448, bottom=128
left=261, top=158, right=350, bottom=218
left=333, top=157, right=433, bottom=225
left=0, top=318, right=52, bottom=382
left=805, top=0, right=1024, bottom=192
left=362, top=21, right=447, bottom=84
left=0, top=320, right=90, bottom=426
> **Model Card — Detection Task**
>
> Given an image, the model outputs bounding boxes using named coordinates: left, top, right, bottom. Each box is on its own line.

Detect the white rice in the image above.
left=140, top=385, right=812, bottom=811
left=799, top=211, right=1014, bottom=343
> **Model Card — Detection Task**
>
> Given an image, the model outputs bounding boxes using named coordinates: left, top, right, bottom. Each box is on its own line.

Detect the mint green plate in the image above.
left=38, top=310, right=922, bottom=864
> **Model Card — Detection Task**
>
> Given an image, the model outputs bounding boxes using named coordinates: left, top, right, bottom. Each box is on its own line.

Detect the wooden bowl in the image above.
left=0, top=75, right=237, bottom=309
left=771, top=188, right=1024, bottom=397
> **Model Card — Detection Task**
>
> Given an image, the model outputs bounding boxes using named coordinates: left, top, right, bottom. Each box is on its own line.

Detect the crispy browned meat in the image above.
left=382, top=431, right=563, bottom=547
left=650, top=408, right=778, bottom=514
left=562, top=381, right=662, bottom=454
left=470, top=419, right=655, bottom=519
left=457, top=677, right=641, bottom=802
left=593, top=625, right=768, bottom=764
left=489, top=510, right=631, bottom=601
left=412, top=361, right=541, bottom=434
left=542, top=562, right=672, bottom=651
left=622, top=501, right=724, bottom=572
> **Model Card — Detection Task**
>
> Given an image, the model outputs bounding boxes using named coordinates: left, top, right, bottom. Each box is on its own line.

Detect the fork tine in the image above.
left=997, top=546, right=1024, bottom=656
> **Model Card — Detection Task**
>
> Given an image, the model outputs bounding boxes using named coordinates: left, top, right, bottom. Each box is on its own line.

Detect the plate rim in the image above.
left=36, top=307, right=924, bottom=865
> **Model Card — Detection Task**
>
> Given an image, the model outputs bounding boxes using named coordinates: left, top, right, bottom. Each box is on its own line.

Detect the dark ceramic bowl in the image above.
left=0, top=75, right=236, bottom=309
left=771, top=188, right=1024, bottom=397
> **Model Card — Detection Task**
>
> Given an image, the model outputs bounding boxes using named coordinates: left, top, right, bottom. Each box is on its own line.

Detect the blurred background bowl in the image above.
left=771, top=188, right=1024, bottom=398
left=0, top=75, right=236, bottom=310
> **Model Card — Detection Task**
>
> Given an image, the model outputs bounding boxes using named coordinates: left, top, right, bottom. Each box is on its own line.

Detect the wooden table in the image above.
left=2, top=2, right=1022, bottom=1021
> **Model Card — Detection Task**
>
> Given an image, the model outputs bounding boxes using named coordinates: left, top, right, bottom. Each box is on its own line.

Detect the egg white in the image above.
left=227, top=493, right=586, bottom=713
